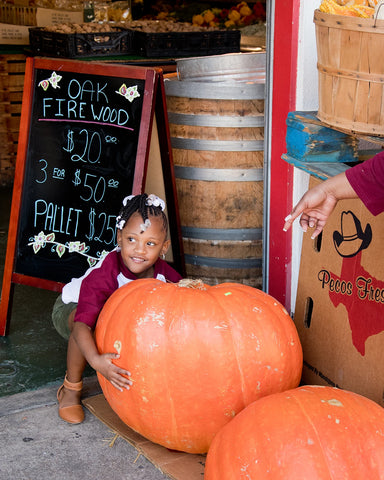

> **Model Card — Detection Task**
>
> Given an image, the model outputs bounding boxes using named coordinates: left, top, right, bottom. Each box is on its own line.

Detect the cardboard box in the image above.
left=0, top=5, right=83, bottom=27
left=0, top=22, right=30, bottom=44
left=35, top=7, right=83, bottom=26
left=294, top=176, right=384, bottom=406
left=83, top=394, right=206, bottom=480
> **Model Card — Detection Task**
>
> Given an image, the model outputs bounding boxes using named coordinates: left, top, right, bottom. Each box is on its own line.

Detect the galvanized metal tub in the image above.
left=176, top=52, right=266, bottom=83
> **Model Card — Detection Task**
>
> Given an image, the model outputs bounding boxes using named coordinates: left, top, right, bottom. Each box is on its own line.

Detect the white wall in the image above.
left=290, top=0, right=322, bottom=311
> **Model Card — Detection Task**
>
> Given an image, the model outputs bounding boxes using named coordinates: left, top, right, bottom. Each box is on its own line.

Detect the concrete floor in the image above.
left=0, top=379, right=170, bottom=480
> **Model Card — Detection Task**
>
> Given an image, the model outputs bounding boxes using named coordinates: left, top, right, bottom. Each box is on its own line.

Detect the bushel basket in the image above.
left=314, top=9, right=384, bottom=136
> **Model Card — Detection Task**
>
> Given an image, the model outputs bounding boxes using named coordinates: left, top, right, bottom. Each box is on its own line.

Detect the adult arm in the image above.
left=284, top=152, right=384, bottom=238
left=283, top=171, right=358, bottom=238
left=344, top=151, right=384, bottom=216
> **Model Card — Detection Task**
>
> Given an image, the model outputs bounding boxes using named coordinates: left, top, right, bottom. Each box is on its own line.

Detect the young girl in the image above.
left=52, top=193, right=183, bottom=424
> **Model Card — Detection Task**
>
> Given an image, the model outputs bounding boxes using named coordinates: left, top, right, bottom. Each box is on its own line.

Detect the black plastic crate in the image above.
left=132, top=29, right=240, bottom=58
left=29, top=27, right=134, bottom=58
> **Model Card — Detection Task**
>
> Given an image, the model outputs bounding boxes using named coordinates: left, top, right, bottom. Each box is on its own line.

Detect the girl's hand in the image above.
left=94, top=353, right=132, bottom=391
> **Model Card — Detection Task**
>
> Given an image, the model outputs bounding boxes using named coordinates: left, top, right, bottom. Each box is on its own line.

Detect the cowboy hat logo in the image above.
left=333, top=210, right=372, bottom=258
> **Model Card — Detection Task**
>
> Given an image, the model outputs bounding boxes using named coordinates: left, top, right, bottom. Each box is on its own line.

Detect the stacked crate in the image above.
left=0, top=52, right=26, bottom=185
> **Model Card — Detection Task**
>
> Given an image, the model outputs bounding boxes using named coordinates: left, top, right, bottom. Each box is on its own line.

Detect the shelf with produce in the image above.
left=134, top=1, right=267, bottom=51
left=134, top=1, right=266, bottom=28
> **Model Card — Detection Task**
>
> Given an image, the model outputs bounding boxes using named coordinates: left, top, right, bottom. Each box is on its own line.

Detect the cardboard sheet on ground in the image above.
left=294, top=176, right=384, bottom=407
left=83, top=394, right=206, bottom=479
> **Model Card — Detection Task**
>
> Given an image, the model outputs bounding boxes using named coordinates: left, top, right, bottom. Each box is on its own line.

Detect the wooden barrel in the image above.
left=314, top=9, right=384, bottom=135
left=164, top=77, right=264, bottom=288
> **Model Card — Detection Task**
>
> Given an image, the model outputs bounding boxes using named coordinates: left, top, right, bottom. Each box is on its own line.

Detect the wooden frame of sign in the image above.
left=0, top=57, right=185, bottom=336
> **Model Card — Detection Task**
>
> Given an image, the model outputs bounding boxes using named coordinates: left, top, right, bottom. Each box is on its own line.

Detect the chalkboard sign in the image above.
left=0, top=57, right=185, bottom=335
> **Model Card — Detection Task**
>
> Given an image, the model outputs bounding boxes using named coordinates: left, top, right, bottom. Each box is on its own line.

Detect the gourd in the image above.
left=205, top=385, right=384, bottom=479
left=319, top=0, right=374, bottom=16
left=95, top=278, right=302, bottom=454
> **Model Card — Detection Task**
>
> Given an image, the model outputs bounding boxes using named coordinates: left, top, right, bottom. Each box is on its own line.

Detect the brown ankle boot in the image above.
left=57, top=374, right=84, bottom=424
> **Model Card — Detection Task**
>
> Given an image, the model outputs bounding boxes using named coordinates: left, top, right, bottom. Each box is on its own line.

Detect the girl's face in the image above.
left=117, top=212, right=170, bottom=278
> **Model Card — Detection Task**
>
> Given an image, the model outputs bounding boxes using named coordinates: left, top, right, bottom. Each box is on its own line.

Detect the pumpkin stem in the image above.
left=177, top=278, right=207, bottom=290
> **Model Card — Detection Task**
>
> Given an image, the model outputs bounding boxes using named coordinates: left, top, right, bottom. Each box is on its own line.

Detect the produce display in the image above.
left=140, top=0, right=266, bottom=26
left=319, top=0, right=378, bottom=16
left=41, top=21, right=119, bottom=33
left=95, top=278, right=303, bottom=454
left=3, top=0, right=266, bottom=26
left=94, top=1, right=132, bottom=23
left=4, top=0, right=266, bottom=55
left=118, top=18, right=222, bottom=31
left=32, top=16, right=264, bottom=37
left=34, top=18, right=214, bottom=33
left=191, top=1, right=266, bottom=28
left=204, top=386, right=384, bottom=479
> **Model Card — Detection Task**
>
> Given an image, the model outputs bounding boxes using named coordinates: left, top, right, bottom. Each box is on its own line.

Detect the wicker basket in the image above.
left=314, top=9, right=384, bottom=136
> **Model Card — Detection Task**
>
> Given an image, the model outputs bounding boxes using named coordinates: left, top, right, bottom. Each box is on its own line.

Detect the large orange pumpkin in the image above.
left=95, top=278, right=302, bottom=453
left=205, top=385, right=384, bottom=479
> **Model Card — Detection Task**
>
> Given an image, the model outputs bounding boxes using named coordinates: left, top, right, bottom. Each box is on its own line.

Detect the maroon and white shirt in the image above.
left=62, top=248, right=182, bottom=329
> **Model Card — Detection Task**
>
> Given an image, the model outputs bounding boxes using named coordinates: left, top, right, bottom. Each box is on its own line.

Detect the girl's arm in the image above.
left=72, top=321, right=132, bottom=391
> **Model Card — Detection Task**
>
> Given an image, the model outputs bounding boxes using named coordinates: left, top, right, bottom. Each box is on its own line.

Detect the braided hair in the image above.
left=116, top=193, right=168, bottom=234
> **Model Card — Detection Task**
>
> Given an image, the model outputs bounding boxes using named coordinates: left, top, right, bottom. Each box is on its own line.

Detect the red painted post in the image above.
left=267, top=0, right=300, bottom=311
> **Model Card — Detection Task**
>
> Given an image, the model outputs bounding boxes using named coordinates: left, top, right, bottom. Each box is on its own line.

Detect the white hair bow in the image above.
left=146, top=194, right=165, bottom=211
left=121, top=194, right=165, bottom=211
left=122, top=195, right=135, bottom=206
